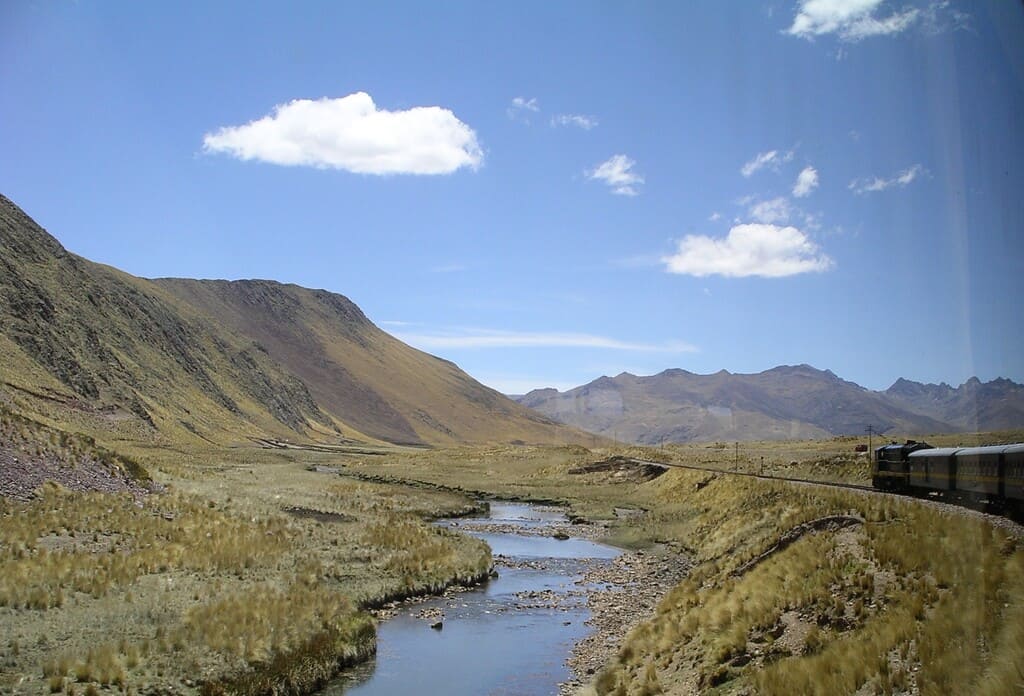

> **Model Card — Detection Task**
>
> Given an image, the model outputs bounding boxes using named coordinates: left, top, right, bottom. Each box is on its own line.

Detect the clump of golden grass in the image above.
left=363, top=513, right=491, bottom=592
left=198, top=608, right=375, bottom=696
left=178, top=582, right=366, bottom=664
left=42, top=643, right=130, bottom=690
left=0, top=485, right=289, bottom=608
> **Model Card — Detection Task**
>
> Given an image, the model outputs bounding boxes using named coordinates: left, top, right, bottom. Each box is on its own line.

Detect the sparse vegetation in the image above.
left=0, top=442, right=492, bottom=694
left=571, top=468, right=1024, bottom=695
left=2, top=419, right=1021, bottom=694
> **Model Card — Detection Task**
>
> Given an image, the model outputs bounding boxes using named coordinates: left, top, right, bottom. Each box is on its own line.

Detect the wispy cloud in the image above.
left=510, top=96, right=539, bottom=112
left=921, top=1, right=972, bottom=35
left=745, top=196, right=821, bottom=229
left=202, top=92, right=482, bottom=175
left=709, top=212, right=722, bottom=222
left=748, top=197, right=793, bottom=225
left=786, top=0, right=921, bottom=41
left=793, top=166, right=819, bottom=197
left=507, top=96, right=540, bottom=123
left=393, top=328, right=696, bottom=353
left=741, top=149, right=794, bottom=177
left=551, top=113, right=598, bottom=130
left=587, top=154, right=644, bottom=196
left=848, top=164, right=927, bottom=194
left=663, top=224, right=833, bottom=278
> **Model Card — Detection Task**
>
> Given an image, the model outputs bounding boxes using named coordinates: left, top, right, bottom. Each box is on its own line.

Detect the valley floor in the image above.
left=1, top=432, right=1023, bottom=695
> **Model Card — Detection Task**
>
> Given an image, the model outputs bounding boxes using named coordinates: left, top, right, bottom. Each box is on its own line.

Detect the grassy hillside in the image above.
left=0, top=195, right=333, bottom=447
left=155, top=277, right=575, bottom=446
left=0, top=194, right=588, bottom=449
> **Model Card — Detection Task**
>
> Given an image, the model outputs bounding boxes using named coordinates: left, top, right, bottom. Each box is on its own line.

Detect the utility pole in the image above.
left=734, top=442, right=739, bottom=471
left=865, top=424, right=875, bottom=454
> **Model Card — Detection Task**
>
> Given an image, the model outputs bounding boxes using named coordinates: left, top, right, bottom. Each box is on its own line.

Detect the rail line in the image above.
left=634, top=458, right=1024, bottom=527
left=643, top=457, right=875, bottom=492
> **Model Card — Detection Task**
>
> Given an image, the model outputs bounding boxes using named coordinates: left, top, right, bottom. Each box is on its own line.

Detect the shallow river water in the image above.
left=320, top=502, right=621, bottom=695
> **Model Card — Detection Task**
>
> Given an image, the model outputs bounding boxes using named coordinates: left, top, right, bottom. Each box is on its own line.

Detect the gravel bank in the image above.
left=560, top=549, right=692, bottom=694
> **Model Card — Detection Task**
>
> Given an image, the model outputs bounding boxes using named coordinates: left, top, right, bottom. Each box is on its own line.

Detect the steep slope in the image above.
left=0, top=195, right=331, bottom=444
left=0, top=194, right=582, bottom=447
left=518, top=365, right=952, bottom=444
left=153, top=278, right=569, bottom=445
left=885, top=377, right=1024, bottom=432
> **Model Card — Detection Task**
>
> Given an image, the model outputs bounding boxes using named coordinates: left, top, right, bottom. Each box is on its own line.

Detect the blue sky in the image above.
left=1, top=1, right=1021, bottom=394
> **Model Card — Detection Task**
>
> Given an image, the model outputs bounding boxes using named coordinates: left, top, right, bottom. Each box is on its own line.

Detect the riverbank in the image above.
left=561, top=548, right=692, bottom=694
left=0, top=455, right=493, bottom=695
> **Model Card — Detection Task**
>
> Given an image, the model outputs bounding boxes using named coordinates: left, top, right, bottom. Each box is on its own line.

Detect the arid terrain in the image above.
left=2, top=192, right=1023, bottom=694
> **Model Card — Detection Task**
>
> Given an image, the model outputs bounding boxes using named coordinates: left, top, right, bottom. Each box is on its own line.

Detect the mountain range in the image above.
left=0, top=194, right=586, bottom=448
left=3, top=192, right=1020, bottom=450
left=516, top=367, right=1024, bottom=445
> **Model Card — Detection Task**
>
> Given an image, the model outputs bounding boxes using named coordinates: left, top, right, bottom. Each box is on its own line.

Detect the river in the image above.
left=320, top=502, right=622, bottom=695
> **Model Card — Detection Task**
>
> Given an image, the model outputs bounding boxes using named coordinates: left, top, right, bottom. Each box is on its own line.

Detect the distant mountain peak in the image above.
left=516, top=365, right=1023, bottom=445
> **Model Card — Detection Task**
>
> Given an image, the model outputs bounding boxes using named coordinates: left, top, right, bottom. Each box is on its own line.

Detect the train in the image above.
left=872, top=440, right=1024, bottom=516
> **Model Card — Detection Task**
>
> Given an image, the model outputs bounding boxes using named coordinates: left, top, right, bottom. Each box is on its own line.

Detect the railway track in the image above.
left=634, top=457, right=1024, bottom=535
left=650, top=458, right=876, bottom=493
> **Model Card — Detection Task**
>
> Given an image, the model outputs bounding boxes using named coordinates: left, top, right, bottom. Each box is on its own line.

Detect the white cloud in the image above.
left=393, top=328, right=696, bottom=353
left=741, top=149, right=794, bottom=177
left=510, top=96, right=540, bottom=112
left=551, top=114, right=598, bottom=130
left=587, top=154, right=644, bottom=196
left=848, top=163, right=927, bottom=193
left=709, top=212, right=722, bottom=222
left=507, top=96, right=540, bottom=123
left=202, top=92, right=482, bottom=175
left=748, top=197, right=793, bottom=224
left=787, top=0, right=921, bottom=41
left=662, top=224, right=833, bottom=278
left=793, top=166, right=820, bottom=197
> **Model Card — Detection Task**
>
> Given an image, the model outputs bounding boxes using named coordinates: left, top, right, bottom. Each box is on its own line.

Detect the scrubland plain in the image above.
left=0, top=443, right=490, bottom=695
left=2, top=430, right=1022, bottom=694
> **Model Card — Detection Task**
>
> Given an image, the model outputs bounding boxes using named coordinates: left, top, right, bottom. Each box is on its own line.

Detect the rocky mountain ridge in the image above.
left=516, top=366, right=1023, bottom=444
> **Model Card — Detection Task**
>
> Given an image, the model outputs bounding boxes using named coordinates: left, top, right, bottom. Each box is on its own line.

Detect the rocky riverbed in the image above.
left=434, top=505, right=696, bottom=693
left=561, top=549, right=692, bottom=693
